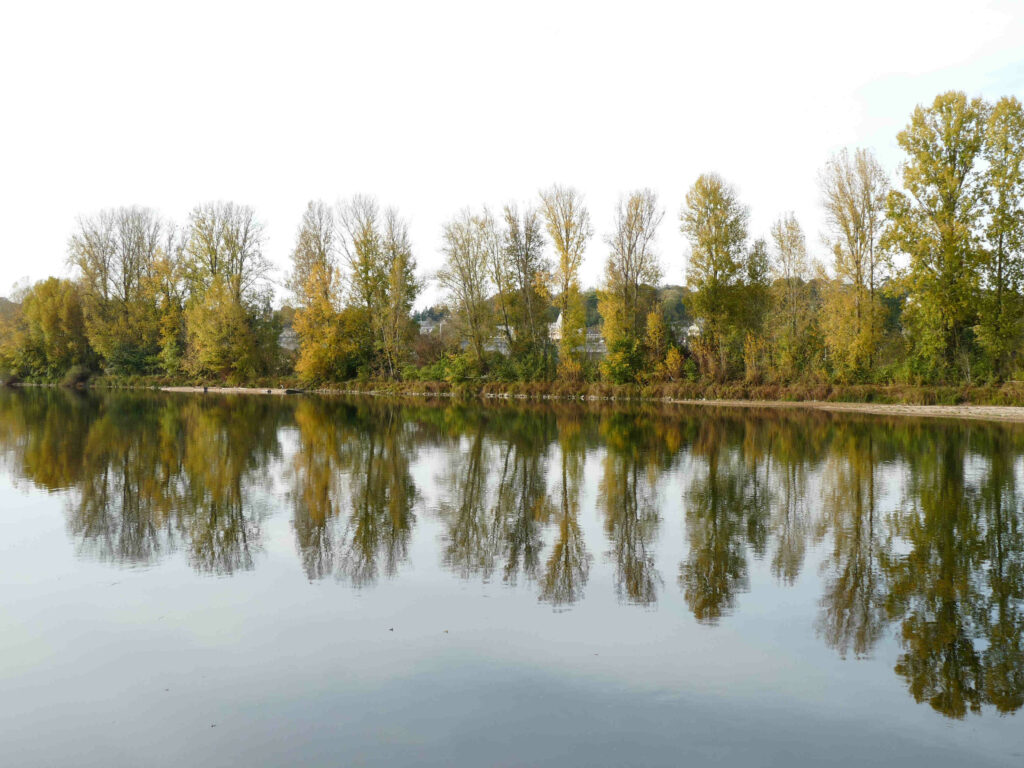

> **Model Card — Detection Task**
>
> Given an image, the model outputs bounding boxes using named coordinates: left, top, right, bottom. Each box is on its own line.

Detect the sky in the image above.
left=1, top=0, right=1023, bottom=307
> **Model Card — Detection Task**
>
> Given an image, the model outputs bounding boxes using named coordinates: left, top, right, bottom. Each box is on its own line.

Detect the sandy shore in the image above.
left=670, top=398, right=1024, bottom=424
left=160, top=386, right=296, bottom=396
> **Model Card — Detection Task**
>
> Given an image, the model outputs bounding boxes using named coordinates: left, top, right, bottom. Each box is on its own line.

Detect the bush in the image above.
left=61, top=364, right=93, bottom=388
left=601, top=339, right=644, bottom=384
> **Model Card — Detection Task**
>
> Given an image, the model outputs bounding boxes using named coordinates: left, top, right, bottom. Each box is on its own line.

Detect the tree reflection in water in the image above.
left=3, top=388, right=1024, bottom=719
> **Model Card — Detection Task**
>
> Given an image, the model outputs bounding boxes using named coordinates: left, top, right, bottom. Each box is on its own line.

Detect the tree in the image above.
left=601, top=189, right=664, bottom=344
left=540, top=185, right=592, bottom=366
left=644, top=309, right=668, bottom=376
left=769, top=212, right=816, bottom=377
left=501, top=203, right=550, bottom=356
left=337, top=197, right=419, bottom=378
left=437, top=210, right=494, bottom=365
left=380, top=208, right=419, bottom=378
left=150, top=229, right=189, bottom=376
left=67, top=206, right=165, bottom=373
left=338, top=195, right=385, bottom=317
left=2, top=278, right=92, bottom=379
left=185, top=276, right=279, bottom=381
left=681, top=173, right=759, bottom=378
left=289, top=201, right=349, bottom=383
left=183, top=202, right=277, bottom=380
left=885, top=91, right=989, bottom=380
left=288, top=200, right=336, bottom=303
left=599, top=190, right=663, bottom=383
left=976, top=96, right=1024, bottom=380
left=184, top=201, right=270, bottom=305
left=819, top=148, right=890, bottom=377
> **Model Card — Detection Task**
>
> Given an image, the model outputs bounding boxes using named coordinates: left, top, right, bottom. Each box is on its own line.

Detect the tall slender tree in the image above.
left=885, top=91, right=989, bottom=380
left=502, top=203, right=550, bottom=356
left=380, top=208, right=419, bottom=378
left=681, top=173, right=757, bottom=378
left=540, top=185, right=592, bottom=369
left=437, top=210, right=494, bottom=365
left=769, top=212, right=813, bottom=376
left=977, top=96, right=1024, bottom=379
left=602, top=189, right=664, bottom=344
left=819, top=148, right=890, bottom=377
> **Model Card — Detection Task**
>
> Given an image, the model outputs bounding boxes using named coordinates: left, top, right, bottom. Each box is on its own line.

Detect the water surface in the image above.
left=1, top=389, right=1022, bottom=766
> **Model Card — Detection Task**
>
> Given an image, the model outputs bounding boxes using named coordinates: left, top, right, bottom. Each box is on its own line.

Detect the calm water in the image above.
left=1, top=389, right=1023, bottom=767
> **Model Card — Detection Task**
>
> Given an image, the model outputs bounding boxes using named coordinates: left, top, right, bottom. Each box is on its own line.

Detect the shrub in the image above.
left=61, top=364, right=93, bottom=388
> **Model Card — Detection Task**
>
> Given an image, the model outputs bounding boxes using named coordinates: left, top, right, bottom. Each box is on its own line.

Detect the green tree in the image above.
left=67, top=206, right=165, bottom=373
left=338, top=197, right=419, bottom=378
left=380, top=209, right=419, bottom=378
left=885, top=91, right=989, bottom=380
left=1, top=278, right=93, bottom=379
left=682, top=173, right=762, bottom=379
left=183, top=201, right=279, bottom=380
left=184, top=201, right=270, bottom=304
left=602, top=189, right=663, bottom=344
left=976, top=96, right=1024, bottom=379
left=768, top=212, right=817, bottom=378
left=819, top=148, right=890, bottom=377
left=185, top=276, right=279, bottom=381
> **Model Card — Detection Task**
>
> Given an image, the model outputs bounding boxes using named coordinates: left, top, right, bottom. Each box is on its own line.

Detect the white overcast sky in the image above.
left=1, top=0, right=1023, bottom=307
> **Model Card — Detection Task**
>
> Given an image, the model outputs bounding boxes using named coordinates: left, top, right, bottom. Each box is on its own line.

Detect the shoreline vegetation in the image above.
left=3, top=91, right=1024, bottom=401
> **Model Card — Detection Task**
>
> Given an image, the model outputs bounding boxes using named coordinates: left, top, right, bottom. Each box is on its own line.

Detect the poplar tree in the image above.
left=602, top=189, right=664, bottom=344
left=977, top=96, right=1024, bottom=379
left=502, top=204, right=550, bottom=357
left=819, top=148, right=889, bottom=377
left=289, top=201, right=345, bottom=382
left=438, top=210, right=494, bottom=365
left=769, top=212, right=813, bottom=376
left=540, top=185, right=592, bottom=369
left=338, top=197, right=419, bottom=378
left=380, top=208, right=419, bottom=378
left=599, top=190, right=663, bottom=383
left=681, top=174, right=754, bottom=377
left=885, top=91, right=988, bottom=380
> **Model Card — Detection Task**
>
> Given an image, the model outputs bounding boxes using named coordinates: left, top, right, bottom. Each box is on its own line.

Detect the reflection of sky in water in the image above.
left=1, top=389, right=1023, bottom=767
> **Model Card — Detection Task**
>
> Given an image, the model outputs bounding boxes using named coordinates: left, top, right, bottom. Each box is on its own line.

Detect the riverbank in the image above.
left=669, top=398, right=1024, bottom=424
left=159, top=386, right=301, bottom=396
left=14, top=377, right=1024, bottom=422
left=157, top=382, right=1024, bottom=423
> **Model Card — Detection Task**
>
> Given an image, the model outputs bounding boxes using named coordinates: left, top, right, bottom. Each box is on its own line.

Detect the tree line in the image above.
left=1, top=90, right=1022, bottom=388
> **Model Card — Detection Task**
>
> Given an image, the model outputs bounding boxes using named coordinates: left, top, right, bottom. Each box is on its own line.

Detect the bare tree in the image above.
left=69, top=206, right=163, bottom=305
left=185, top=201, right=269, bottom=304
